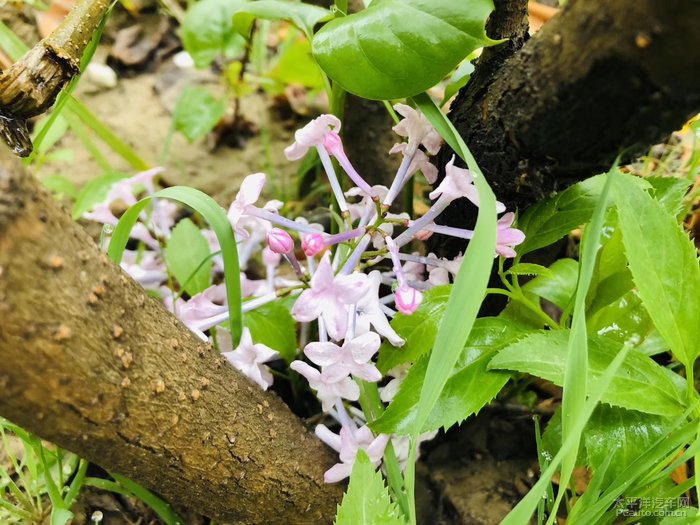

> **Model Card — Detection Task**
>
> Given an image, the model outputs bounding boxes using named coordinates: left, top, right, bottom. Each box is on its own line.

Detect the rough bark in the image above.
left=435, top=0, right=700, bottom=256
left=0, top=150, right=343, bottom=523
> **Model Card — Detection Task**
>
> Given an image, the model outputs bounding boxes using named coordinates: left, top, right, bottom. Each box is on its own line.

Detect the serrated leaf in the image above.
left=165, top=218, right=213, bottom=296
left=312, top=0, right=498, bottom=100
left=584, top=404, right=672, bottom=487
left=243, top=301, right=297, bottom=362
left=233, top=0, right=331, bottom=39
left=489, top=331, right=686, bottom=416
left=506, top=263, right=553, bottom=279
left=377, top=286, right=451, bottom=374
left=334, top=450, right=403, bottom=525
left=646, top=176, right=691, bottom=217
left=173, top=86, right=227, bottom=143
left=613, top=174, right=700, bottom=368
left=72, top=172, right=128, bottom=219
left=371, top=318, right=529, bottom=434
left=517, top=174, right=649, bottom=255
left=182, top=0, right=248, bottom=68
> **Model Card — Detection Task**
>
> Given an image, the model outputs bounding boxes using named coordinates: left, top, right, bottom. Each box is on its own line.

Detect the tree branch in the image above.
left=0, top=149, right=343, bottom=524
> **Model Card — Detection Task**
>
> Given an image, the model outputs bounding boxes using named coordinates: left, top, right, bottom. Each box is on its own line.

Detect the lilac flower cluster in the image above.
left=83, top=104, right=524, bottom=482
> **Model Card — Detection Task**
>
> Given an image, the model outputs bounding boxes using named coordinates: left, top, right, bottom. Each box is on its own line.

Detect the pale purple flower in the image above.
left=221, top=327, right=278, bottom=390
left=389, top=143, right=438, bottom=184
left=394, top=284, right=423, bottom=315
left=496, top=212, right=525, bottom=258
left=227, top=173, right=266, bottom=238
left=304, top=332, right=382, bottom=383
left=355, top=271, right=405, bottom=347
left=284, top=114, right=341, bottom=161
left=291, top=252, right=369, bottom=340
left=176, top=284, right=228, bottom=337
left=315, top=424, right=390, bottom=483
left=393, top=103, right=442, bottom=155
left=120, top=250, right=167, bottom=289
left=345, top=185, right=388, bottom=223
left=290, top=361, right=359, bottom=411
left=262, top=246, right=281, bottom=267
left=429, top=156, right=506, bottom=212
left=379, top=365, right=409, bottom=403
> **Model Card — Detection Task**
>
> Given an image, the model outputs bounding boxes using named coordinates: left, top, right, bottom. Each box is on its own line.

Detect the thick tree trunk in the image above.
left=435, top=0, right=700, bottom=256
left=0, top=150, right=343, bottom=524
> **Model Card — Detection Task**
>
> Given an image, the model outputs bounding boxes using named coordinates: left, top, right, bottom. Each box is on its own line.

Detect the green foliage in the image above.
left=376, top=285, right=450, bottom=374
left=243, top=302, right=297, bottom=362
left=72, top=172, right=128, bottom=219
left=267, top=38, right=325, bottom=90
left=372, top=317, right=529, bottom=434
left=233, top=0, right=331, bottom=40
left=522, top=258, right=578, bottom=310
left=165, top=218, right=213, bottom=296
left=182, top=0, right=248, bottom=68
left=173, top=86, right=227, bottom=142
left=613, top=173, right=700, bottom=369
left=312, top=0, right=498, bottom=100
left=489, top=330, right=686, bottom=416
left=106, top=187, right=243, bottom=344
left=334, top=451, right=404, bottom=525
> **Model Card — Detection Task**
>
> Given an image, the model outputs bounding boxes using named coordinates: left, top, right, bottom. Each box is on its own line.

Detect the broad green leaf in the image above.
left=233, top=0, right=331, bottom=39
left=376, top=285, right=451, bottom=374
left=589, top=290, right=669, bottom=356
left=268, top=37, right=324, bottom=88
left=334, top=450, right=404, bottom=525
left=165, top=218, right=213, bottom=296
left=107, top=187, right=243, bottom=344
left=489, top=331, right=686, bottom=416
left=243, top=302, right=297, bottom=362
left=182, top=0, right=248, bottom=68
left=613, top=174, right=700, bottom=368
left=523, top=258, right=578, bottom=310
left=173, top=87, right=227, bottom=143
left=587, top=224, right=634, bottom=315
left=72, top=172, right=128, bottom=219
left=51, top=509, right=74, bottom=525
left=584, top=405, right=672, bottom=487
left=517, top=174, right=649, bottom=255
left=371, top=318, right=528, bottom=434
left=646, top=176, right=691, bottom=217
left=312, top=0, right=498, bottom=100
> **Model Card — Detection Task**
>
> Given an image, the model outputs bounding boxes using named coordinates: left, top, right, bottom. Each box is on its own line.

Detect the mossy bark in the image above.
left=0, top=150, right=343, bottom=524
left=435, top=0, right=700, bottom=256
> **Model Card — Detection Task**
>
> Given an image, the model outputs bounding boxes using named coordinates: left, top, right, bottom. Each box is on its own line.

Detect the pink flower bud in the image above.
left=267, top=228, right=294, bottom=254
left=262, top=246, right=281, bottom=267
left=415, top=229, right=433, bottom=241
left=394, top=284, right=423, bottom=315
left=302, top=233, right=325, bottom=257
left=322, top=132, right=344, bottom=157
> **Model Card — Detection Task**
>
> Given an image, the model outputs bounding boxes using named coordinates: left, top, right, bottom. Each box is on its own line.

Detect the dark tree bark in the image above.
left=0, top=150, right=342, bottom=524
left=435, top=0, right=700, bottom=256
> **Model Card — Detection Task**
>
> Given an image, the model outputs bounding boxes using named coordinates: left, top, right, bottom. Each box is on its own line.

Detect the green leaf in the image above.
left=165, top=218, right=213, bottom=297
left=268, top=37, right=324, bottom=88
left=517, top=174, right=649, bottom=255
left=589, top=290, right=669, bottom=356
left=522, top=258, right=578, bottom=310
left=505, top=263, right=553, bottom=279
left=173, top=86, right=227, bottom=143
left=312, top=0, right=498, bottom=100
left=41, top=175, right=78, bottom=199
left=334, top=450, right=403, bottom=525
left=243, top=302, right=297, bottom=362
left=660, top=508, right=699, bottom=524
left=584, top=404, right=672, bottom=487
left=51, top=509, right=74, bottom=525
left=107, top=187, right=243, bottom=344
left=372, top=318, right=528, bottom=434
left=72, top=172, right=128, bottom=219
left=442, top=59, right=474, bottom=105
left=182, top=0, right=249, bottom=68
left=376, top=285, right=451, bottom=374
left=613, top=173, right=700, bottom=368
left=646, top=176, right=691, bottom=217
left=233, top=0, right=331, bottom=40
left=489, top=331, right=686, bottom=416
